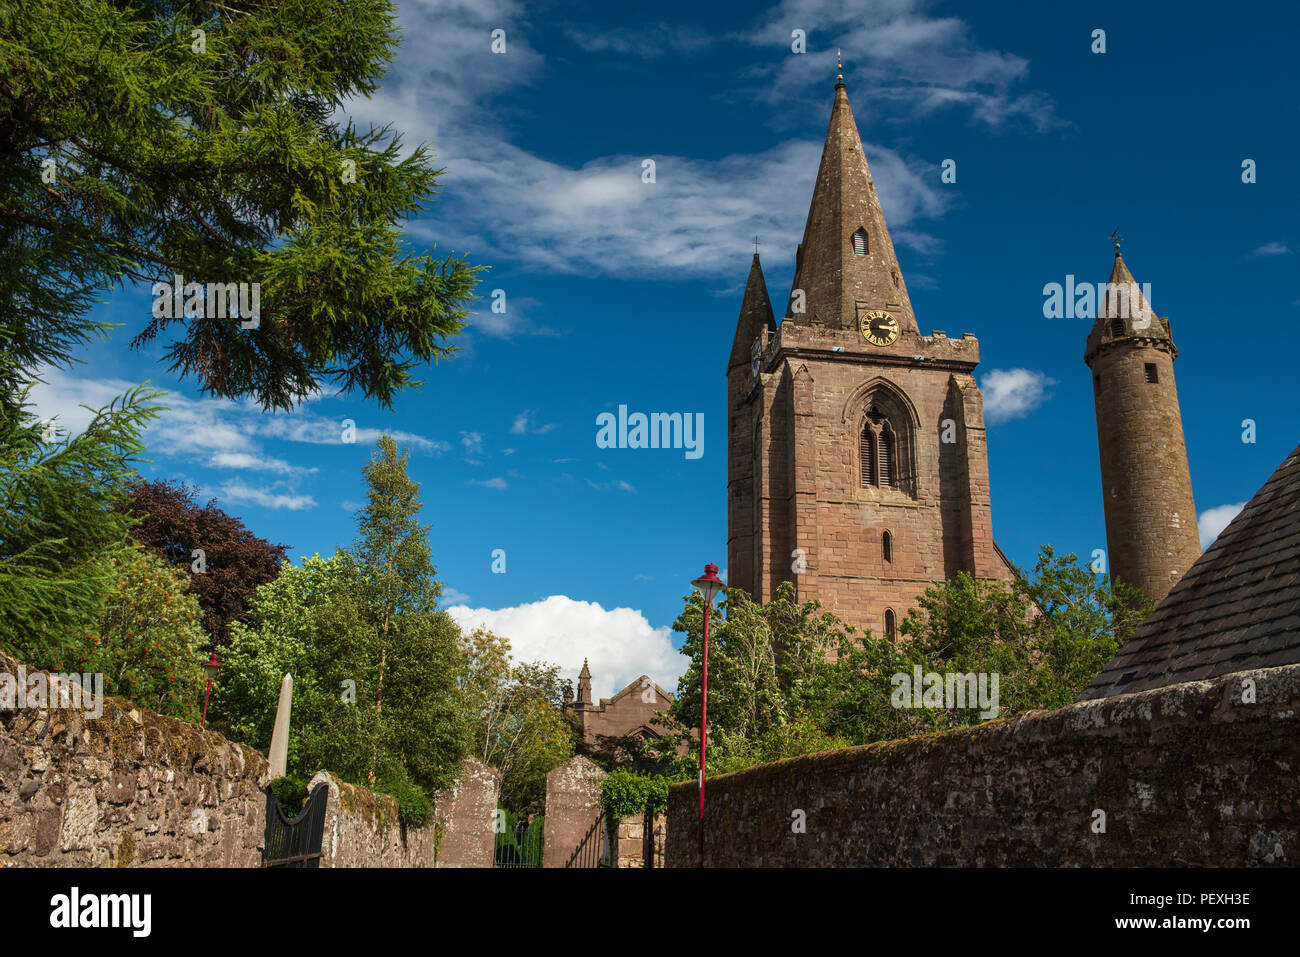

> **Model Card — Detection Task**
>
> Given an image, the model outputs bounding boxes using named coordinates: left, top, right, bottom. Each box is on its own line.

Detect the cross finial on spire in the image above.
left=753, top=235, right=760, bottom=254
left=836, top=49, right=843, bottom=84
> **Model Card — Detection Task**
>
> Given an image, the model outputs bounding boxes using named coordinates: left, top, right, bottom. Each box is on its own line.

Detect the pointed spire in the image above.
left=730, top=252, right=776, bottom=372
left=575, top=658, right=592, bottom=706
left=786, top=75, right=917, bottom=334
left=1086, top=246, right=1174, bottom=363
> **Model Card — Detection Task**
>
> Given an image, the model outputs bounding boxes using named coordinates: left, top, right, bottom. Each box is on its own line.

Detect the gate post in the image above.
left=542, top=756, right=607, bottom=868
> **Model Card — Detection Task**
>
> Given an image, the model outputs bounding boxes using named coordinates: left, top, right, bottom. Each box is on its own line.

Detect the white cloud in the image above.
left=980, top=368, right=1056, bottom=424
left=446, top=595, right=688, bottom=700
left=460, top=431, right=484, bottom=455
left=1198, top=502, right=1246, bottom=550
left=472, top=477, right=508, bottom=490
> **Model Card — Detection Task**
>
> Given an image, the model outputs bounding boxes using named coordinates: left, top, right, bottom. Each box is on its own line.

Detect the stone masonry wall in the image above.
left=667, top=664, right=1300, bottom=867
left=310, top=771, right=440, bottom=867
left=1, top=651, right=498, bottom=868
left=0, top=650, right=269, bottom=867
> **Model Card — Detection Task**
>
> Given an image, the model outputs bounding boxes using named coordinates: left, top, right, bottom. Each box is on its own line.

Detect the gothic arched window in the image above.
left=882, top=530, right=893, bottom=563
left=852, top=228, right=869, bottom=255
left=884, top=609, right=897, bottom=640
left=852, top=384, right=917, bottom=498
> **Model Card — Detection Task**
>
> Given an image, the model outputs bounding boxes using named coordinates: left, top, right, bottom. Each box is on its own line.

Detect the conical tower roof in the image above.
left=786, top=74, right=916, bottom=334
left=729, top=252, right=776, bottom=372
left=1086, top=246, right=1175, bottom=364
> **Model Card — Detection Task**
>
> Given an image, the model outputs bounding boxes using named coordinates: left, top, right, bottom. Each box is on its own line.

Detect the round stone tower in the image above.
left=1084, top=245, right=1201, bottom=603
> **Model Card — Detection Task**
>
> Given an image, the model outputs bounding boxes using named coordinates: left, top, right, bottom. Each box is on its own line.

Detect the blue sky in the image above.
left=36, top=0, right=1300, bottom=698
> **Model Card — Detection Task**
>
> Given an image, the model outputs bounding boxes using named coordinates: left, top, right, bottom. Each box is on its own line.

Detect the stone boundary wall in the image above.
left=667, top=665, right=1300, bottom=867
left=0, top=650, right=269, bottom=866
left=1, top=651, right=499, bottom=868
left=612, top=810, right=666, bottom=867
left=310, top=771, right=440, bottom=867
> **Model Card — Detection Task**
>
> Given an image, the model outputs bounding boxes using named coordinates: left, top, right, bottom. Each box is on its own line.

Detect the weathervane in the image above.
left=753, top=235, right=760, bottom=254
left=837, top=48, right=843, bottom=83
left=1111, top=228, right=1124, bottom=255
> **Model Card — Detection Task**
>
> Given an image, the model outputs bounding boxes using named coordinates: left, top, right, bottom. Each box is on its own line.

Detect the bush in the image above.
left=381, top=777, right=433, bottom=829
left=269, top=774, right=311, bottom=814
left=600, top=768, right=672, bottom=818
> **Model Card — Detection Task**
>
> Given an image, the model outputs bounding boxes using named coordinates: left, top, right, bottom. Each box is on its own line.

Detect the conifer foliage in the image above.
left=0, top=0, right=480, bottom=411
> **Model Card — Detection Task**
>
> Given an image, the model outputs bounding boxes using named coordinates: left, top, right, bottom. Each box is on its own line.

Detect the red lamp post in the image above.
left=691, top=562, right=726, bottom=869
left=200, top=652, right=221, bottom=731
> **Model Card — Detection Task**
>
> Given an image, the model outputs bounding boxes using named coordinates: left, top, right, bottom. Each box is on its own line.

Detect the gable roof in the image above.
left=1081, top=442, right=1300, bottom=699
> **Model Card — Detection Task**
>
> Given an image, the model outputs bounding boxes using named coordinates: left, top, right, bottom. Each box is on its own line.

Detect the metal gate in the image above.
left=494, top=815, right=544, bottom=868
left=263, top=783, right=329, bottom=868
left=565, top=811, right=610, bottom=868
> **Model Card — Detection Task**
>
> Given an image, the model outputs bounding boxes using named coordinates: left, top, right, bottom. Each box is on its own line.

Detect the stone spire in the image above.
left=575, top=658, right=592, bottom=707
left=786, top=74, right=917, bottom=334
left=729, top=252, right=776, bottom=372
left=1085, top=247, right=1174, bottom=364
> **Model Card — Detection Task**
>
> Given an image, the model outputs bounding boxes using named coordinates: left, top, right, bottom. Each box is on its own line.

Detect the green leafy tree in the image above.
left=459, top=628, right=575, bottom=815
left=1, top=0, right=479, bottom=411
left=216, top=437, right=469, bottom=807
left=663, top=548, right=1153, bottom=773
left=75, top=546, right=207, bottom=720
left=668, top=582, right=849, bottom=744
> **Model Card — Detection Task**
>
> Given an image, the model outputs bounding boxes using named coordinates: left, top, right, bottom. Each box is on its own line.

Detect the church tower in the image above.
left=1085, top=244, right=1200, bottom=602
left=726, top=68, right=1014, bottom=638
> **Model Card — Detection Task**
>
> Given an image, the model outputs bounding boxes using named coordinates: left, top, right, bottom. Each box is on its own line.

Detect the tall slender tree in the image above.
left=351, top=434, right=445, bottom=785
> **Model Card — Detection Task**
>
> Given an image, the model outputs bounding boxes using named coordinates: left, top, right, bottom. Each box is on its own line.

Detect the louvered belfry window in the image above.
left=860, top=426, right=877, bottom=486
left=852, top=228, right=868, bottom=255
left=860, top=413, right=896, bottom=489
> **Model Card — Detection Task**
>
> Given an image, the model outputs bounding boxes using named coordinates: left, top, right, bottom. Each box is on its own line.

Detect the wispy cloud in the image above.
left=472, top=476, right=508, bottom=490
left=339, top=0, right=1005, bottom=284
left=216, top=480, right=317, bottom=512
left=1251, top=241, right=1291, bottom=257
left=511, top=410, right=558, bottom=435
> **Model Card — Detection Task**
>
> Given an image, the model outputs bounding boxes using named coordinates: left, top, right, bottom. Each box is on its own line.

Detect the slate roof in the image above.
left=1081, top=442, right=1300, bottom=699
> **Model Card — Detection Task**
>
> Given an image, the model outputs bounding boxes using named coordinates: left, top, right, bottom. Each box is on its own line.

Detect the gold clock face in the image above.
left=860, top=310, right=899, bottom=347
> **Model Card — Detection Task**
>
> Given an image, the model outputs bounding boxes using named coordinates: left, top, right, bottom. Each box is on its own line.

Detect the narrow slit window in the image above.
left=882, top=531, right=893, bottom=563
left=884, top=609, right=896, bottom=640
left=852, top=228, right=869, bottom=255
left=1145, top=363, right=1159, bottom=384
